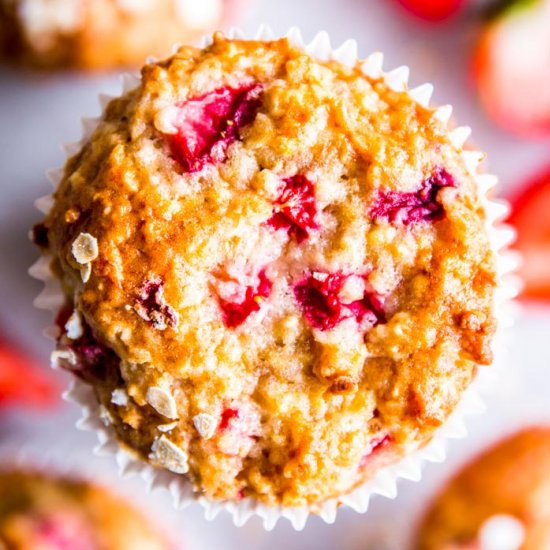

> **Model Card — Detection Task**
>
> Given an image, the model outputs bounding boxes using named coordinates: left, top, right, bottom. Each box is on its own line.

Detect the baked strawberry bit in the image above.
left=266, top=174, right=319, bottom=243
left=216, top=404, right=261, bottom=457
left=134, top=278, right=178, bottom=330
left=163, top=83, right=264, bottom=173
left=294, top=272, right=386, bottom=331
left=371, top=168, right=456, bottom=225
left=55, top=308, right=121, bottom=385
left=215, top=268, right=272, bottom=328
left=359, top=434, right=392, bottom=469
left=219, top=407, right=240, bottom=430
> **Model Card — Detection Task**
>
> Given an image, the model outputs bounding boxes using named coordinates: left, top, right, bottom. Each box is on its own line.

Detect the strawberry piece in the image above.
left=359, top=434, right=392, bottom=469
left=218, top=269, right=273, bottom=328
left=134, top=277, right=178, bottom=331
left=0, top=338, right=57, bottom=409
left=267, top=174, right=319, bottom=243
left=370, top=168, right=456, bottom=225
left=508, top=165, right=550, bottom=300
left=472, top=0, right=550, bottom=136
left=395, top=0, right=464, bottom=21
left=293, top=272, right=385, bottom=331
left=168, top=83, right=263, bottom=172
left=56, top=309, right=122, bottom=385
left=219, top=407, right=240, bottom=430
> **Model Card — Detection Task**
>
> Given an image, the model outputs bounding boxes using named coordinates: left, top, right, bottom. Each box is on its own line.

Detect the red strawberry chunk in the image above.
left=219, top=407, right=240, bottom=430
left=359, top=434, right=392, bottom=469
left=371, top=168, right=456, bottom=225
left=134, top=278, right=178, bottom=331
left=294, top=272, right=385, bottom=331
left=167, top=83, right=263, bottom=173
left=218, top=269, right=273, bottom=328
left=267, top=175, right=319, bottom=243
left=56, top=309, right=122, bottom=385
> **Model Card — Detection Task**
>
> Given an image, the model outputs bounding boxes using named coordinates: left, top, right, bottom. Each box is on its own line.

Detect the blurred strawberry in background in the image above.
left=0, top=336, right=58, bottom=410
left=395, top=0, right=465, bottom=21
left=473, top=0, right=550, bottom=136
left=509, top=165, right=550, bottom=301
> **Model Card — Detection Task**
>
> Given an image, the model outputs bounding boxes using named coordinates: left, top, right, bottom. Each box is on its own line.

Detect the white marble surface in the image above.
left=0, top=1, right=549, bottom=548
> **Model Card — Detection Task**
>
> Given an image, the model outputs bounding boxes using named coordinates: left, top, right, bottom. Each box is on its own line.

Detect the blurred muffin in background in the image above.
left=0, top=468, right=172, bottom=549
left=0, top=0, right=245, bottom=69
left=417, top=427, right=550, bottom=550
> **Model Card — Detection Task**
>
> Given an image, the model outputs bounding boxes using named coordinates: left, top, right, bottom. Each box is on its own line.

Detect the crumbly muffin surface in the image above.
left=39, top=35, right=497, bottom=508
left=0, top=470, right=169, bottom=549
left=417, top=428, right=550, bottom=550
left=0, top=0, right=233, bottom=69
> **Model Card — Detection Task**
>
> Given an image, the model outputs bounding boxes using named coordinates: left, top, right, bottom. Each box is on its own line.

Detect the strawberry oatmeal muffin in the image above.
left=0, top=0, right=242, bottom=69
left=417, top=427, right=550, bottom=550
left=33, top=34, right=498, bottom=509
left=0, top=469, right=170, bottom=549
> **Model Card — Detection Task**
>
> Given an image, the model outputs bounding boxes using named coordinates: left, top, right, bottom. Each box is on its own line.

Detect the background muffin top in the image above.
left=417, top=427, right=550, bottom=550
left=39, top=34, right=497, bottom=508
left=0, top=0, right=238, bottom=69
left=0, top=468, right=170, bottom=549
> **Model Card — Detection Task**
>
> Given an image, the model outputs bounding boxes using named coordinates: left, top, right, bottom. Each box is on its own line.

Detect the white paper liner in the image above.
left=29, top=25, right=521, bottom=531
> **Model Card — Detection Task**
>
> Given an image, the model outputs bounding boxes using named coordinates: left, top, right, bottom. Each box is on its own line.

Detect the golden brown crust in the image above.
left=417, top=427, right=550, bottom=550
left=40, top=35, right=497, bottom=507
left=0, top=469, right=168, bottom=549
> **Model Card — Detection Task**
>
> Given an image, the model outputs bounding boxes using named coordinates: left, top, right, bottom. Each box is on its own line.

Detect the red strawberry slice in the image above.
left=267, top=174, right=319, bottom=243
left=217, top=269, right=273, bottom=328
left=394, top=0, right=464, bottom=21
left=370, top=168, right=456, bottom=225
left=167, top=83, right=263, bottom=173
left=294, top=272, right=385, bottom=331
left=508, top=165, right=550, bottom=300
left=0, top=338, right=58, bottom=409
left=472, top=0, right=550, bottom=136
left=359, top=434, right=392, bottom=469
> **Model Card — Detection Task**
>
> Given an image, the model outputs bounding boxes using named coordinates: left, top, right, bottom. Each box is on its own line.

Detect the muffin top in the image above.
left=417, top=427, right=550, bottom=550
left=38, top=34, right=497, bottom=507
left=0, top=469, right=169, bottom=549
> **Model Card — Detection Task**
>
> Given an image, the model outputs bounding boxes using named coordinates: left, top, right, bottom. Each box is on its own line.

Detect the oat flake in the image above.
left=71, top=232, right=98, bottom=264
left=64, top=310, right=83, bottom=339
left=146, top=386, right=178, bottom=419
left=193, top=413, right=217, bottom=440
left=50, top=348, right=76, bottom=369
left=150, top=435, right=189, bottom=474
left=111, top=388, right=129, bottom=406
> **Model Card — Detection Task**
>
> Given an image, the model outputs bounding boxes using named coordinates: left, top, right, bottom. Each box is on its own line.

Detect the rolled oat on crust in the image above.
left=35, top=34, right=498, bottom=508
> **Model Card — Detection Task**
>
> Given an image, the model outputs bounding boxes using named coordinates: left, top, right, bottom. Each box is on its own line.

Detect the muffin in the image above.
left=0, top=0, right=242, bottom=69
left=0, top=468, right=170, bottom=549
left=33, top=33, right=499, bottom=510
left=417, top=427, right=550, bottom=549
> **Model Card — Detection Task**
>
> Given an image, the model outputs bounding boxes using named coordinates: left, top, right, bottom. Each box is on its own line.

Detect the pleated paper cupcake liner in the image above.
left=30, top=24, right=521, bottom=531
